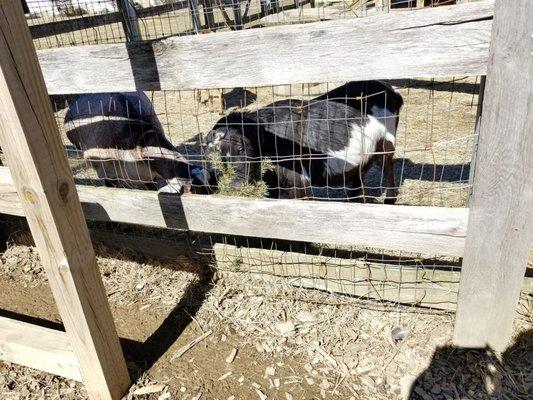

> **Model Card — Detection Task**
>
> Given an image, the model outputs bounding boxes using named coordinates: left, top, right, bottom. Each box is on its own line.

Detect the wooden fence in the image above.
left=0, top=0, right=531, bottom=398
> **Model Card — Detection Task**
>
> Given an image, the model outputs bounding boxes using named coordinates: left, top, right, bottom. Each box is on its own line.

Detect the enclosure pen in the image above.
left=0, top=1, right=130, bottom=400
left=0, top=0, right=531, bottom=399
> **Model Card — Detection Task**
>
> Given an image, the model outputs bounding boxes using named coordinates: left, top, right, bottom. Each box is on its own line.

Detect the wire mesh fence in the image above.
left=0, top=1, right=483, bottom=312
left=51, top=77, right=480, bottom=208
left=30, top=76, right=481, bottom=312
left=25, top=0, right=471, bottom=50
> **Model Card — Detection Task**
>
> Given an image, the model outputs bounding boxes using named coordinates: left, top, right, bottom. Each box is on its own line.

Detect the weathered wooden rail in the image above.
left=28, top=0, right=189, bottom=39
left=38, top=0, right=493, bottom=93
left=0, top=1, right=531, bottom=399
left=0, top=165, right=469, bottom=257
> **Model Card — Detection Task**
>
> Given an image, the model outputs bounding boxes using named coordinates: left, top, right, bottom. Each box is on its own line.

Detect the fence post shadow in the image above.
left=122, top=192, right=214, bottom=375
left=408, top=328, right=532, bottom=399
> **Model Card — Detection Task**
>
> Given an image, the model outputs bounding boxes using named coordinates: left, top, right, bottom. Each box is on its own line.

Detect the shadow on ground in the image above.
left=409, top=329, right=533, bottom=399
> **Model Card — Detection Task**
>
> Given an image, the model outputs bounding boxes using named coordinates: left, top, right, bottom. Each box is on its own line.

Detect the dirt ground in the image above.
left=0, top=232, right=531, bottom=400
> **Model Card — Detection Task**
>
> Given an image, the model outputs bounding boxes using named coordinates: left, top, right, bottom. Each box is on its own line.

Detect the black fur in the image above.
left=206, top=81, right=403, bottom=201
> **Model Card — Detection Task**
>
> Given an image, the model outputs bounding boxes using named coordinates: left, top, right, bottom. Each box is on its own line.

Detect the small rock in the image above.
left=238, top=376, right=245, bottom=384
left=227, top=396, right=235, bottom=400
left=180, top=386, right=187, bottom=392
left=285, top=394, right=293, bottom=400
left=391, top=326, right=408, bottom=344
left=305, top=377, right=315, bottom=385
left=265, top=366, right=276, bottom=376
left=135, top=282, right=145, bottom=290
left=274, top=378, right=280, bottom=388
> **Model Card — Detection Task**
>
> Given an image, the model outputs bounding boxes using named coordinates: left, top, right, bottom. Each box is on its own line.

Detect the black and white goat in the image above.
left=205, top=80, right=403, bottom=203
left=65, top=91, right=211, bottom=194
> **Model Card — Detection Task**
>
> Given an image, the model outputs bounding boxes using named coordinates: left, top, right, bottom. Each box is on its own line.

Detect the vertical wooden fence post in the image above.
left=0, top=1, right=131, bottom=399
left=117, top=0, right=141, bottom=42
left=453, top=0, right=532, bottom=351
left=467, top=75, right=485, bottom=206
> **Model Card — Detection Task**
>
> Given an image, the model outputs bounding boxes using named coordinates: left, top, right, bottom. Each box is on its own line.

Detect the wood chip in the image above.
left=413, top=387, right=433, bottom=400
left=171, top=330, right=212, bottom=360
left=225, top=348, right=238, bottom=363
left=255, top=388, right=267, bottom=400
left=277, top=321, right=296, bottom=336
left=319, top=379, right=331, bottom=390
left=158, top=393, right=171, bottom=400
left=251, top=382, right=261, bottom=389
left=227, top=396, right=235, bottom=400
left=191, top=391, right=202, bottom=400
left=310, top=343, right=338, bottom=367
left=265, top=366, right=276, bottom=376
left=295, top=311, right=316, bottom=323
left=274, top=378, right=281, bottom=388
left=285, top=393, right=293, bottom=400
left=133, top=384, right=165, bottom=395
left=218, top=371, right=232, bottom=381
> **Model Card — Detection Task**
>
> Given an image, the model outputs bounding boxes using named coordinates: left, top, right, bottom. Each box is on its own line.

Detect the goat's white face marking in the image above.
left=206, top=129, right=226, bottom=151
left=158, top=177, right=186, bottom=194
left=326, top=106, right=397, bottom=176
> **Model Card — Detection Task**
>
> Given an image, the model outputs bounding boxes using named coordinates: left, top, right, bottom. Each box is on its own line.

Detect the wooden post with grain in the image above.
left=0, top=1, right=130, bottom=399
left=117, top=0, right=141, bottom=42
left=453, top=0, right=532, bottom=351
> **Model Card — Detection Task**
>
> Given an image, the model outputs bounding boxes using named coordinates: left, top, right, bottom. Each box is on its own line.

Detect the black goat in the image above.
left=205, top=81, right=403, bottom=202
left=65, top=92, right=211, bottom=193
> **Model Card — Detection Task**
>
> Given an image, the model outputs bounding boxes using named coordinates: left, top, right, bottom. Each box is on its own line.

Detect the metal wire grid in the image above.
left=27, top=0, right=468, bottom=50
left=52, top=77, right=480, bottom=206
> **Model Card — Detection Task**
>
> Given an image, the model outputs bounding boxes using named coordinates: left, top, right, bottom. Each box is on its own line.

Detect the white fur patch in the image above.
left=326, top=106, right=397, bottom=175
left=206, top=129, right=226, bottom=152
left=83, top=146, right=188, bottom=163
left=158, top=177, right=186, bottom=194
left=64, top=115, right=142, bottom=131
left=93, top=160, right=160, bottom=183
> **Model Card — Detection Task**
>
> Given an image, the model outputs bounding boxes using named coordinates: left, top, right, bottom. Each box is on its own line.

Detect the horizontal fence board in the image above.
left=0, top=316, right=82, bottom=381
left=83, top=232, right=533, bottom=311
left=29, top=1, right=189, bottom=39
left=37, top=1, right=494, bottom=94
left=214, top=244, right=533, bottom=310
left=0, top=166, right=467, bottom=257
left=214, top=244, right=461, bottom=310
